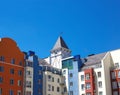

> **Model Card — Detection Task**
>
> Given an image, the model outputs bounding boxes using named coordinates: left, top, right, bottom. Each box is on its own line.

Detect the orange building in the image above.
left=0, top=38, right=25, bottom=95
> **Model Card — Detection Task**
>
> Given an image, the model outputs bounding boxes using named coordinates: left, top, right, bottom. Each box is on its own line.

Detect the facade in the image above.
left=42, top=65, right=67, bottom=95
left=24, top=51, right=43, bottom=95
left=1, top=37, right=120, bottom=95
left=78, top=52, right=113, bottom=95
left=110, top=49, right=120, bottom=95
left=62, top=55, right=83, bottom=95
left=0, top=38, right=25, bottom=95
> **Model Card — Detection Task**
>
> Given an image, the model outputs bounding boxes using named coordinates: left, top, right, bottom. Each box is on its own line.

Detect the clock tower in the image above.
left=50, top=36, right=71, bottom=69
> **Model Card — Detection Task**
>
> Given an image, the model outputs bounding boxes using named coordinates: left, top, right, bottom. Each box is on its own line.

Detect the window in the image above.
left=115, top=63, right=119, bottom=68
left=70, top=82, right=73, bottom=86
left=111, top=72, right=116, bottom=79
left=48, top=75, right=51, bottom=81
left=81, top=84, right=84, bottom=91
left=11, top=59, right=15, bottom=64
left=26, top=91, right=31, bottom=95
left=19, top=62, right=22, bottom=66
left=70, top=91, right=73, bottom=95
left=57, top=87, right=60, bottom=92
left=0, top=56, right=4, bottom=61
left=64, top=87, right=67, bottom=92
left=113, top=91, right=118, bottom=95
left=52, top=86, right=54, bottom=91
left=10, top=79, right=14, bottom=85
left=86, top=92, right=91, bottom=95
left=0, top=88, right=2, bottom=95
left=118, top=82, right=120, bottom=88
left=98, top=72, right=101, bottom=78
left=63, top=70, right=66, bottom=74
left=57, top=78, right=60, bottom=83
left=98, top=81, right=102, bottom=88
left=48, top=84, right=51, bottom=91
left=17, top=90, right=21, bottom=95
left=38, top=89, right=41, bottom=94
left=70, top=73, right=73, bottom=78
left=0, top=66, right=4, bottom=72
left=18, top=70, right=22, bottom=76
left=38, top=79, right=41, bottom=84
left=86, top=82, right=91, bottom=90
left=52, top=77, right=54, bottom=82
left=18, top=80, right=21, bottom=86
left=26, top=71, right=32, bottom=78
left=26, top=62, right=33, bottom=67
left=38, top=70, right=42, bottom=75
left=10, top=90, right=14, bottom=95
left=118, top=71, right=120, bottom=78
left=81, top=75, right=84, bottom=81
left=0, top=77, right=3, bottom=84
left=99, top=91, right=103, bottom=95
left=86, top=73, right=90, bottom=80
left=26, top=81, right=31, bottom=88
left=10, top=69, right=14, bottom=74
left=112, top=81, right=117, bottom=89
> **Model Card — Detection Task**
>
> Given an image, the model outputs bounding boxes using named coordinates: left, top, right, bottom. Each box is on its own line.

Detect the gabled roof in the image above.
left=84, top=52, right=107, bottom=66
left=51, top=36, right=69, bottom=51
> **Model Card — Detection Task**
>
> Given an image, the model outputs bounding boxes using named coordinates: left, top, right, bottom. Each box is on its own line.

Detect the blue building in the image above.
left=24, top=51, right=43, bottom=95
left=62, top=55, right=83, bottom=95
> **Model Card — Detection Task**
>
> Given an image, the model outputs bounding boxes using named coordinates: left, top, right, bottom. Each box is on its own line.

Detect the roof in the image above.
left=84, top=52, right=107, bottom=66
left=38, top=58, right=52, bottom=67
left=51, top=36, right=69, bottom=51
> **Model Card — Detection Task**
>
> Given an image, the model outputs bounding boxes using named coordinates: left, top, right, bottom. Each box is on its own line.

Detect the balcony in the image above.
left=60, top=81, right=65, bottom=85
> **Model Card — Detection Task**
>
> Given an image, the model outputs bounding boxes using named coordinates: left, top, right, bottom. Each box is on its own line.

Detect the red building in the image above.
left=0, top=38, right=25, bottom=95
left=110, top=68, right=120, bottom=95
left=84, top=68, right=95, bottom=95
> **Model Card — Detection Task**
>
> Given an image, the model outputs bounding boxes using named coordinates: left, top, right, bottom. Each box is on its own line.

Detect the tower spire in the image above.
left=50, top=36, right=71, bottom=69
left=51, top=36, right=69, bottom=52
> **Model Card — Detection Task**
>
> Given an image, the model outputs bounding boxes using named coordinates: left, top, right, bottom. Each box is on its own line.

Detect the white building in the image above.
left=78, top=52, right=113, bottom=95
left=44, top=36, right=71, bottom=69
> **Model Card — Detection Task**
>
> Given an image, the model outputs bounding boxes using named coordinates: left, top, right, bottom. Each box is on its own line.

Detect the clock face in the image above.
left=52, top=57, right=61, bottom=68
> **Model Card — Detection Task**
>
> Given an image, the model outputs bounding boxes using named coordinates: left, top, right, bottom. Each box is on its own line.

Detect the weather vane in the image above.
left=59, top=32, right=63, bottom=36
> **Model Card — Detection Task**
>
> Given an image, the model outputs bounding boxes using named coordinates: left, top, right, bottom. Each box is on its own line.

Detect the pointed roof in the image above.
left=51, top=36, right=69, bottom=51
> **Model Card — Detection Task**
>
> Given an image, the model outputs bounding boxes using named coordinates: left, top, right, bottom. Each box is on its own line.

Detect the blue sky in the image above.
left=0, top=0, right=120, bottom=58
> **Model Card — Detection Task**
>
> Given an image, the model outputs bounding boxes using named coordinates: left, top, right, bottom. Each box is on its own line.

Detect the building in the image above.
left=78, top=52, right=113, bottom=95
left=41, top=65, right=67, bottom=95
left=24, top=51, right=42, bottom=95
left=110, top=49, right=120, bottom=95
left=0, top=38, right=25, bottom=95
left=62, top=55, right=83, bottom=95
left=45, top=36, right=71, bottom=69
left=2, top=36, right=120, bottom=95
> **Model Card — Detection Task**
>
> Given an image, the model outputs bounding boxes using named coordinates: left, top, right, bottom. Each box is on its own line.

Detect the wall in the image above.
left=0, top=38, right=25, bottom=95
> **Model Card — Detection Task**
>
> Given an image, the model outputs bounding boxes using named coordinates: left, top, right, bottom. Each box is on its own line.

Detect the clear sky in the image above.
left=0, top=0, right=120, bottom=58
